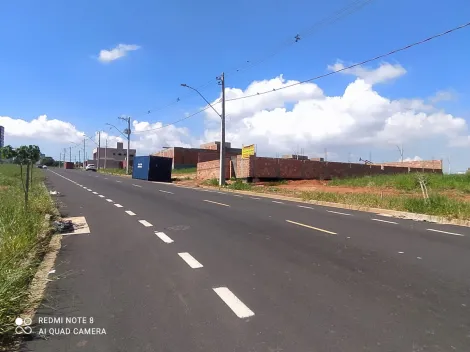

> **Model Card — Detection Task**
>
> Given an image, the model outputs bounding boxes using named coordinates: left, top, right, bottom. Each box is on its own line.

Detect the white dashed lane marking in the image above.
left=106, top=199, right=113, bottom=202
left=426, top=228, right=464, bottom=237
left=155, top=232, right=173, bottom=243
left=138, top=220, right=153, bottom=227
left=213, top=287, right=255, bottom=319
left=178, top=252, right=203, bottom=269
left=327, top=210, right=351, bottom=216
left=272, top=201, right=284, bottom=204
left=251, top=197, right=260, bottom=200
left=116, top=180, right=122, bottom=183
left=114, top=204, right=123, bottom=208
left=203, top=200, right=230, bottom=207
left=125, top=210, right=136, bottom=216
left=99, top=195, right=105, bottom=198
left=132, top=184, right=142, bottom=188
left=372, top=218, right=398, bottom=224
left=298, top=205, right=314, bottom=209
left=92, top=192, right=98, bottom=194
left=159, top=190, right=174, bottom=194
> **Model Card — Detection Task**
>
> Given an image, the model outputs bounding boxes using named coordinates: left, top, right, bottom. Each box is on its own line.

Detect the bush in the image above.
left=0, top=165, right=55, bottom=343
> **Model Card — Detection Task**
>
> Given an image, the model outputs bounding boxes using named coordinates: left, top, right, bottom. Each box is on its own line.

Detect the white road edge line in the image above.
left=159, top=190, right=174, bottom=194
left=272, top=201, right=284, bottom=204
left=426, top=228, right=464, bottom=237
left=114, top=204, right=123, bottom=208
left=116, top=180, right=122, bottom=183
left=133, top=184, right=142, bottom=188
left=139, top=220, right=153, bottom=227
left=155, top=232, right=173, bottom=243
left=213, top=287, right=255, bottom=319
left=372, top=218, right=398, bottom=224
left=232, top=194, right=243, bottom=198
left=327, top=210, right=351, bottom=216
left=178, top=252, right=203, bottom=268
left=250, top=197, right=260, bottom=200
left=298, top=205, right=314, bottom=209
left=125, top=210, right=136, bottom=216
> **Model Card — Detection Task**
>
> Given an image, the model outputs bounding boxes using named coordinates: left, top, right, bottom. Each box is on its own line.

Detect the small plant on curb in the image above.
left=202, top=178, right=219, bottom=186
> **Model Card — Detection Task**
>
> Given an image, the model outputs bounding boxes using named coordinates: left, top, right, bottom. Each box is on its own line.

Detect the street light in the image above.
left=181, top=76, right=226, bottom=186
left=105, top=121, right=131, bottom=174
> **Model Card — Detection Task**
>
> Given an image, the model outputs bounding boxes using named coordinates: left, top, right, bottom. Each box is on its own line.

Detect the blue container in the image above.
left=132, top=156, right=172, bottom=182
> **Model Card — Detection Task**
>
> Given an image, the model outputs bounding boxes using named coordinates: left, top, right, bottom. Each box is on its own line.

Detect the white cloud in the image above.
left=429, top=90, right=456, bottom=104
left=402, top=156, right=422, bottom=162
left=98, top=44, right=140, bottom=63
left=327, top=61, right=406, bottom=85
left=200, top=62, right=469, bottom=158
left=0, top=114, right=84, bottom=143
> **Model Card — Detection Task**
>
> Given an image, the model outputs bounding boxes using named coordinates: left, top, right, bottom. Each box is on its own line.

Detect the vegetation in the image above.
left=0, top=145, right=42, bottom=206
left=199, top=174, right=470, bottom=220
left=0, top=164, right=55, bottom=343
left=301, top=191, right=470, bottom=220
left=329, top=173, right=470, bottom=193
left=172, top=167, right=197, bottom=175
left=202, top=178, right=219, bottom=186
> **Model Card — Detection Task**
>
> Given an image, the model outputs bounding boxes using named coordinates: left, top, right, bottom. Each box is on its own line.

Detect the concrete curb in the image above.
left=193, top=185, right=470, bottom=228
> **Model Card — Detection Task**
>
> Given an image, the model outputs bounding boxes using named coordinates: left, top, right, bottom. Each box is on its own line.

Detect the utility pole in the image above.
left=97, top=131, right=101, bottom=170
left=217, top=72, right=226, bottom=186
left=118, top=116, right=131, bottom=174
left=69, top=147, right=72, bottom=162
left=104, top=139, right=107, bottom=169
left=59, top=153, right=62, bottom=168
left=83, top=138, right=86, bottom=168
left=79, top=150, right=81, bottom=167
left=180, top=77, right=225, bottom=185
left=64, top=148, right=67, bottom=166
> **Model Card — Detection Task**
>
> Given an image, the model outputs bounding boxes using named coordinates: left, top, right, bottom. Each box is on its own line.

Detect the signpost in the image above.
left=242, top=144, right=256, bottom=159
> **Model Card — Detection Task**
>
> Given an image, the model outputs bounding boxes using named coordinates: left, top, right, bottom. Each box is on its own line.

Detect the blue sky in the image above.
left=1, top=0, right=469, bottom=171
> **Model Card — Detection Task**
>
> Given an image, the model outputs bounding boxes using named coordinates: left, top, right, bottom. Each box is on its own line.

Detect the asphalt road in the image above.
left=22, top=168, right=470, bottom=352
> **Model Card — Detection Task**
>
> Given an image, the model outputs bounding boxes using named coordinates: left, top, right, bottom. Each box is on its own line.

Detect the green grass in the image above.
left=202, top=178, right=220, bottom=186
left=329, top=173, right=470, bottom=193
left=98, top=168, right=128, bottom=176
left=226, top=180, right=252, bottom=191
left=301, top=191, right=470, bottom=220
left=0, top=165, right=55, bottom=343
left=172, top=167, right=196, bottom=175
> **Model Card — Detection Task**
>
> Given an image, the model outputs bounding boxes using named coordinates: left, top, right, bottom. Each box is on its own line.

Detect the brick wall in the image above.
left=197, top=158, right=231, bottom=180
left=212, top=156, right=442, bottom=181
left=376, top=160, right=442, bottom=170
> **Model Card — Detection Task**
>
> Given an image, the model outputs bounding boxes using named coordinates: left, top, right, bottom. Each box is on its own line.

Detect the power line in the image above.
left=129, top=21, right=470, bottom=135
left=226, top=21, right=470, bottom=102
left=132, top=105, right=213, bottom=134
left=131, top=0, right=375, bottom=120
left=226, top=0, right=375, bottom=76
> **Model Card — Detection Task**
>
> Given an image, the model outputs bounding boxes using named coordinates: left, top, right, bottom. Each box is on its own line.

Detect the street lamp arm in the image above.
left=83, top=134, right=99, bottom=146
left=181, top=83, right=222, bottom=118
left=105, top=123, right=128, bottom=139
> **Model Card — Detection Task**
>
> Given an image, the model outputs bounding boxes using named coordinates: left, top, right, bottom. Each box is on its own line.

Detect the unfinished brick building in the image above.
left=152, top=141, right=242, bottom=169
left=197, top=155, right=443, bottom=181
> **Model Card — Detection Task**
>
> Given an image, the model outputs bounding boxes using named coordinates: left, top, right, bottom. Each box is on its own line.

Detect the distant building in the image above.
left=153, top=141, right=242, bottom=169
left=0, top=126, right=4, bottom=148
left=91, top=142, right=137, bottom=168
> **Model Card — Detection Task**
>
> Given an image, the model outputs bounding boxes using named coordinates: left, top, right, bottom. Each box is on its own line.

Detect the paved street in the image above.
left=23, top=168, right=470, bottom=352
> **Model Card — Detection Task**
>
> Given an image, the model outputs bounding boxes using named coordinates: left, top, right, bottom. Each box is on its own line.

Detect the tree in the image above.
left=0, top=144, right=42, bottom=206
left=41, top=157, right=55, bottom=166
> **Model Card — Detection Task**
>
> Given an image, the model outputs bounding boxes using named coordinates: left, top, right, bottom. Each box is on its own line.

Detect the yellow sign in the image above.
left=242, top=144, right=255, bottom=159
